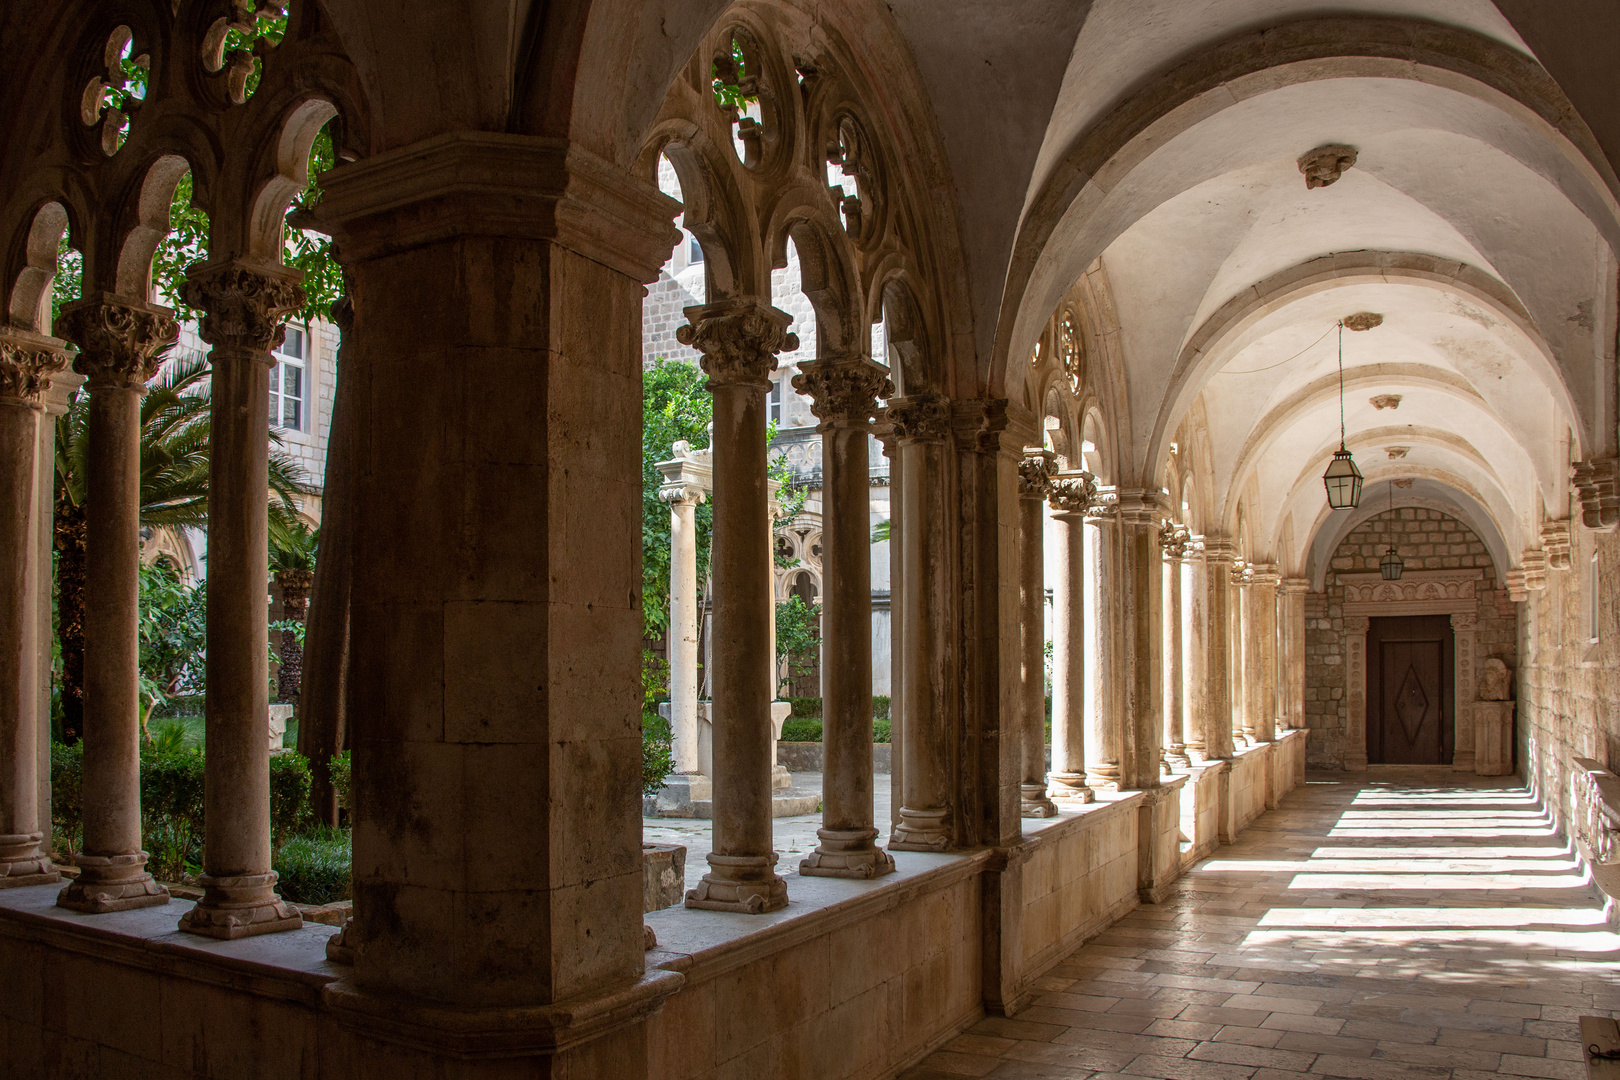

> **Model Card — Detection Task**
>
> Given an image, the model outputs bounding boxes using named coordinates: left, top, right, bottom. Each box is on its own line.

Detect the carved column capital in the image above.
left=1017, top=447, right=1056, bottom=499
left=658, top=481, right=706, bottom=507
left=883, top=393, right=950, bottom=443
left=1344, top=615, right=1371, bottom=634
left=0, top=329, right=73, bottom=404
left=792, top=355, right=893, bottom=428
left=57, top=293, right=179, bottom=390
left=1084, top=486, right=1119, bottom=521
left=1572, top=459, right=1620, bottom=532
left=1279, top=577, right=1311, bottom=595
left=950, top=397, right=1010, bottom=453
left=1450, top=611, right=1479, bottom=629
left=181, top=261, right=306, bottom=354
left=677, top=299, right=797, bottom=389
left=1158, top=521, right=1192, bottom=558
left=1248, top=564, right=1282, bottom=589
left=1048, top=470, right=1097, bottom=515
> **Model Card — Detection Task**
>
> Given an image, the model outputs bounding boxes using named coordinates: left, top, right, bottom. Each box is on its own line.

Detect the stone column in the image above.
left=682, top=299, right=796, bottom=913
left=1118, top=491, right=1164, bottom=790
left=0, top=331, right=69, bottom=886
left=1047, top=472, right=1094, bottom=801
left=1279, top=578, right=1309, bottom=733
left=658, top=468, right=706, bottom=775
left=36, top=370, right=83, bottom=856
left=1017, top=448, right=1057, bottom=817
left=1201, top=540, right=1237, bottom=761
left=55, top=295, right=175, bottom=913
left=1248, top=565, right=1280, bottom=743
left=1344, top=615, right=1370, bottom=770
left=1451, top=611, right=1478, bottom=771
left=1084, top=497, right=1122, bottom=786
left=1161, top=525, right=1190, bottom=768
left=1182, top=544, right=1208, bottom=760
left=887, top=394, right=954, bottom=850
left=176, top=262, right=305, bottom=939
left=795, top=355, right=895, bottom=876
left=1233, top=564, right=1254, bottom=745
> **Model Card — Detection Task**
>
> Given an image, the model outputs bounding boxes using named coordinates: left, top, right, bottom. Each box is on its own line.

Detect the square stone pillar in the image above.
left=1200, top=540, right=1237, bottom=761
left=312, top=134, right=682, bottom=1065
left=1344, top=616, right=1371, bottom=771
left=1279, top=578, right=1309, bottom=733
left=1247, top=565, right=1280, bottom=744
left=1117, top=490, right=1164, bottom=790
left=1450, top=612, right=1479, bottom=772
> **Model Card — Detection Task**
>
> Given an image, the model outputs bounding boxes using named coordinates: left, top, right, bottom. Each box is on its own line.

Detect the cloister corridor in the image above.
left=903, top=772, right=1620, bottom=1080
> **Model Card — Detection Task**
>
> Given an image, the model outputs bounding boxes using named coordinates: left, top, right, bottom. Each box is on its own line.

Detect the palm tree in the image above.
left=54, top=350, right=311, bottom=743
left=270, top=521, right=317, bottom=706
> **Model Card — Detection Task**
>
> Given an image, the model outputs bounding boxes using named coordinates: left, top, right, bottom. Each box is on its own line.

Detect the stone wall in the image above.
left=1303, top=508, right=1517, bottom=768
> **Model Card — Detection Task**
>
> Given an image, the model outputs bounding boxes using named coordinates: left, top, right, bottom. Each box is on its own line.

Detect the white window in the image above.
left=689, top=232, right=704, bottom=264
left=271, top=326, right=306, bottom=431
left=768, top=376, right=782, bottom=425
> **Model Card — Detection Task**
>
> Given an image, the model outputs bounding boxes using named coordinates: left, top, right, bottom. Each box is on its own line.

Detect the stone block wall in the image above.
left=1303, top=508, right=1517, bottom=768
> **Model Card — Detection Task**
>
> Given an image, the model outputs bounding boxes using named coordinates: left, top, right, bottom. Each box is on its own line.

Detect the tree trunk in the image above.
left=275, top=568, right=314, bottom=704
left=54, top=498, right=86, bottom=745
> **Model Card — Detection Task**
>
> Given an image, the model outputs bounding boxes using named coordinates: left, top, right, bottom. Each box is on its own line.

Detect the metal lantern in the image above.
left=1322, top=320, right=1362, bottom=510
left=1323, top=446, right=1363, bottom=510
left=1378, top=481, right=1403, bottom=579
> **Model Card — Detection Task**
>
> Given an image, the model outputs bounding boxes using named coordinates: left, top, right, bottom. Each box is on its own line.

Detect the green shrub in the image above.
left=140, top=746, right=206, bottom=881
left=270, top=753, right=315, bottom=846
left=50, top=742, right=83, bottom=857
left=643, top=712, right=674, bottom=796
left=273, top=828, right=351, bottom=905
left=872, top=696, right=891, bottom=720
left=786, top=697, right=822, bottom=718
left=873, top=718, right=891, bottom=744
left=780, top=718, right=822, bottom=742
left=329, top=750, right=352, bottom=812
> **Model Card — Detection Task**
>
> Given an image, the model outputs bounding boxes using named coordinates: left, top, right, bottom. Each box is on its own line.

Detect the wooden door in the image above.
left=1366, top=615, right=1453, bottom=765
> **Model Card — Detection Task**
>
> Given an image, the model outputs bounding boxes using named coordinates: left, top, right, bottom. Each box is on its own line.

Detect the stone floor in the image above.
left=902, top=769, right=1620, bottom=1080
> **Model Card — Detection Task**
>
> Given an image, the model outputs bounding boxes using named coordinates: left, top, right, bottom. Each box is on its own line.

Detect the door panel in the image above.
left=1366, top=615, right=1454, bottom=765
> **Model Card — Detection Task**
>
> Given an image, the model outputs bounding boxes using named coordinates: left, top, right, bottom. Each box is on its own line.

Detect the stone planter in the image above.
left=643, top=843, right=685, bottom=912
left=268, top=703, right=295, bottom=751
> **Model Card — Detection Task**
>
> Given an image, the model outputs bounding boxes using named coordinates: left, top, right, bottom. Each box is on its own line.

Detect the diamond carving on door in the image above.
left=1394, top=664, right=1429, bottom=744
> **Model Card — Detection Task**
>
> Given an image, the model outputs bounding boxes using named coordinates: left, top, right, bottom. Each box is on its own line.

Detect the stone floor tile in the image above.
left=1271, top=1032, right=1378, bottom=1057
left=1221, top=995, right=1321, bottom=1017
left=970, top=1017, right=1070, bottom=1042
left=1259, top=1014, right=1346, bottom=1036
left=1438, top=1029, right=1547, bottom=1055
left=1120, top=1052, right=1256, bottom=1080
left=1141, top=1019, right=1226, bottom=1042
left=1306, top=1053, right=1448, bottom=1080
left=1497, top=1054, right=1586, bottom=1080
left=903, top=1051, right=1006, bottom=1078
left=1187, top=1040, right=1318, bottom=1071
left=1212, top=1027, right=1285, bottom=1049
left=1108, top=998, right=1190, bottom=1019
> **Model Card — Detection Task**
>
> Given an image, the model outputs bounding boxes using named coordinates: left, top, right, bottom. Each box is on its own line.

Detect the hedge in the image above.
left=786, top=696, right=891, bottom=720
left=273, top=828, right=352, bottom=906
left=778, top=717, right=891, bottom=744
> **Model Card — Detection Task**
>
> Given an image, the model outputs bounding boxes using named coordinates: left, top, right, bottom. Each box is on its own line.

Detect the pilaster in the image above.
left=1117, top=489, right=1166, bottom=790
left=1344, top=615, right=1371, bottom=771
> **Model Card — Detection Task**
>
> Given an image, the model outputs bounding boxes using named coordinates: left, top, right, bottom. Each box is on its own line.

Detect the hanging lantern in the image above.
left=1380, top=545, right=1405, bottom=580
left=1322, top=320, right=1362, bottom=510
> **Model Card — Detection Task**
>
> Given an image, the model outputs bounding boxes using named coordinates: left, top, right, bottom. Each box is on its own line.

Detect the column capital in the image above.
left=677, top=299, right=796, bottom=389
left=1248, top=564, right=1282, bottom=588
left=1345, top=614, right=1371, bottom=634
left=949, top=397, right=1012, bottom=453
left=1115, top=487, right=1167, bottom=527
left=1017, top=446, right=1056, bottom=499
left=1202, top=536, right=1238, bottom=564
left=1279, top=577, right=1310, bottom=594
left=658, top=481, right=706, bottom=507
left=1048, top=470, right=1097, bottom=515
left=791, top=354, right=893, bottom=429
left=1450, top=611, right=1479, bottom=629
left=883, top=393, right=950, bottom=443
left=1573, top=459, right=1620, bottom=532
left=57, top=293, right=178, bottom=389
left=0, top=328, right=73, bottom=405
left=1084, top=485, right=1119, bottom=520
left=1158, top=521, right=1192, bottom=558
left=181, top=260, right=305, bottom=354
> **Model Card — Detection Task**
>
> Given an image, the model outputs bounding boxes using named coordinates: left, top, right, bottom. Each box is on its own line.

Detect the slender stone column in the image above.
left=1279, top=578, right=1309, bottom=733
left=0, top=332, right=69, bottom=886
left=1201, top=540, right=1237, bottom=761
left=1085, top=496, right=1122, bottom=786
left=882, top=433, right=904, bottom=833
left=1233, top=564, right=1254, bottom=744
left=1248, top=565, right=1280, bottom=744
left=659, top=473, right=706, bottom=775
left=887, top=394, right=954, bottom=850
left=795, top=355, right=895, bottom=876
left=1047, top=472, right=1094, bottom=801
left=1181, top=544, right=1208, bottom=759
left=683, top=299, right=796, bottom=913
left=1017, top=448, right=1057, bottom=817
left=1161, top=525, right=1191, bottom=768
left=55, top=295, right=175, bottom=912
left=1118, top=491, right=1165, bottom=790
left=36, top=371, right=83, bottom=856
left=177, top=261, right=305, bottom=939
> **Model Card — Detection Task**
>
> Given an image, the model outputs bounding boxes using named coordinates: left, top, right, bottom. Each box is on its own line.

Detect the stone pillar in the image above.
left=54, top=295, right=175, bottom=913
left=1017, top=448, right=1057, bottom=818
left=882, top=433, right=904, bottom=833
left=1085, top=498, right=1122, bottom=786
left=1344, top=615, right=1370, bottom=770
left=1451, top=611, right=1478, bottom=772
left=1182, top=545, right=1208, bottom=760
left=1161, top=526, right=1190, bottom=768
left=1248, top=565, right=1280, bottom=744
left=36, top=370, right=82, bottom=856
left=175, top=262, right=305, bottom=939
left=1047, top=472, right=1094, bottom=801
left=1233, top=564, right=1253, bottom=745
left=1201, top=540, right=1237, bottom=761
left=1118, top=491, right=1164, bottom=790
left=888, top=394, right=954, bottom=850
left=312, top=137, right=683, bottom=1061
left=683, top=299, right=796, bottom=913
left=658, top=468, right=706, bottom=775
left=1278, top=578, right=1309, bottom=733
left=794, top=355, right=895, bottom=876
left=0, top=331, right=69, bottom=887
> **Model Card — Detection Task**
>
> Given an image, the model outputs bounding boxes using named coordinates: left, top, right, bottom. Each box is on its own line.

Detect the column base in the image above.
left=800, top=827, right=895, bottom=879
left=890, top=807, right=951, bottom=851
left=1165, top=746, right=1191, bottom=768
left=0, top=833, right=59, bottom=887
left=1048, top=774, right=1095, bottom=803
left=57, top=851, right=169, bottom=912
left=685, top=852, right=788, bottom=913
left=1020, top=784, right=1058, bottom=818
left=1090, top=763, right=1122, bottom=790
left=1452, top=752, right=1476, bottom=772
left=177, top=871, right=303, bottom=939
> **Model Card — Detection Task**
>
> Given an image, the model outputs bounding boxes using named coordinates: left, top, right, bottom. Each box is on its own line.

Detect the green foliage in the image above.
left=642, top=359, right=714, bottom=641
left=269, top=753, right=315, bottom=847
left=642, top=712, right=675, bottom=796
left=146, top=718, right=190, bottom=755
left=49, top=742, right=83, bottom=857
left=273, top=828, right=351, bottom=905
left=780, top=718, right=821, bottom=743
left=270, top=519, right=318, bottom=574
left=786, top=696, right=822, bottom=718
left=711, top=37, right=753, bottom=111
left=270, top=618, right=306, bottom=648
left=148, top=171, right=211, bottom=322
left=873, top=695, right=891, bottom=720
left=775, top=595, right=821, bottom=682
left=141, top=746, right=206, bottom=881
left=138, top=562, right=207, bottom=706
left=871, top=519, right=889, bottom=544
left=49, top=240, right=82, bottom=326
left=329, top=750, right=352, bottom=812
left=874, top=718, right=892, bottom=744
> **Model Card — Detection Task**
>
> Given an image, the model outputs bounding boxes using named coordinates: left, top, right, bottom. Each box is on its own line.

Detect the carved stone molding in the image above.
left=676, top=300, right=797, bottom=389
left=1572, top=458, right=1620, bottom=532
left=1504, top=569, right=1529, bottom=602
left=1202, top=538, right=1237, bottom=565
left=56, top=293, right=178, bottom=389
left=1571, top=759, right=1620, bottom=901
left=1541, top=520, right=1572, bottom=570
left=1047, top=470, right=1096, bottom=515
left=1158, top=521, right=1192, bottom=558
left=1520, top=549, right=1548, bottom=591
left=181, top=261, right=306, bottom=354
left=1017, top=447, right=1056, bottom=498
left=884, top=393, right=949, bottom=443
left=1083, top=485, right=1119, bottom=520
left=0, top=330, right=72, bottom=403
left=1298, top=143, right=1357, bottom=188
left=791, top=355, right=892, bottom=428
left=658, top=481, right=705, bottom=506
left=1370, top=394, right=1402, bottom=411
left=950, top=397, right=1010, bottom=453
left=1247, top=563, right=1281, bottom=588
left=1115, top=487, right=1166, bottom=527
left=1340, top=568, right=1482, bottom=613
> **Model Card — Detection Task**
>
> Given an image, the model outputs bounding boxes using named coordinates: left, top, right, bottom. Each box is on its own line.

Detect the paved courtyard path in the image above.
left=902, top=769, right=1620, bottom=1080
